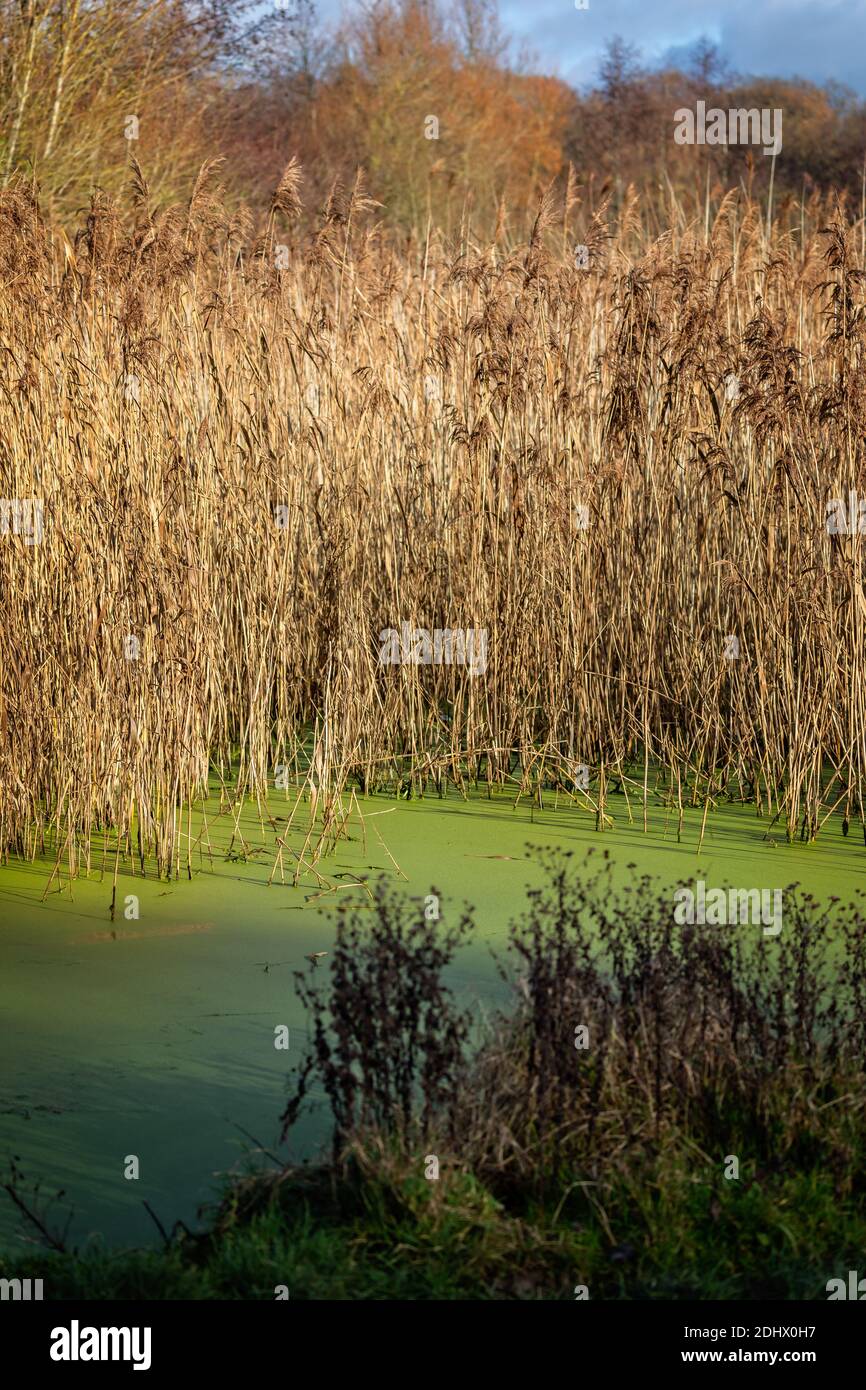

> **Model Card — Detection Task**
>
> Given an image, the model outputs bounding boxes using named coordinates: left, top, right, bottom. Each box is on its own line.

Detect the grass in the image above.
left=3, top=1143, right=863, bottom=1301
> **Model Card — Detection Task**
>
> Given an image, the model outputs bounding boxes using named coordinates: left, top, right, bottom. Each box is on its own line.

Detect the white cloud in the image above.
left=498, top=0, right=866, bottom=94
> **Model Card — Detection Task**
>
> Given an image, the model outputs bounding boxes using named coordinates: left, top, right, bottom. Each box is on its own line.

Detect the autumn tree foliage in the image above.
left=0, top=0, right=242, bottom=206
left=227, top=0, right=571, bottom=232
left=2, top=0, right=865, bottom=234
left=566, top=40, right=866, bottom=228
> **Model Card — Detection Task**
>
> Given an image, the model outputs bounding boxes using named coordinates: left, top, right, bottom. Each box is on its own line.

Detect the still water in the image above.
left=1, top=788, right=862, bottom=1250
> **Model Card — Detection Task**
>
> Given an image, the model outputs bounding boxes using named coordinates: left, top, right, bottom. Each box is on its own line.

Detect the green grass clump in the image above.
left=3, top=1152, right=863, bottom=1300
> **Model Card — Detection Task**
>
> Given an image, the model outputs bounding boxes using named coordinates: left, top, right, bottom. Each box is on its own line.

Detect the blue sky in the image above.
left=499, top=0, right=866, bottom=96
left=314, top=0, right=866, bottom=97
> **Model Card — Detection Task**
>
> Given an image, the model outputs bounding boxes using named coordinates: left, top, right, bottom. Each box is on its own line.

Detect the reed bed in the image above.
left=1, top=163, right=866, bottom=876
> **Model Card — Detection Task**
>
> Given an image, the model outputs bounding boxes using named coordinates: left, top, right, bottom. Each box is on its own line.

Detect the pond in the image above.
left=1, top=787, right=863, bottom=1251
